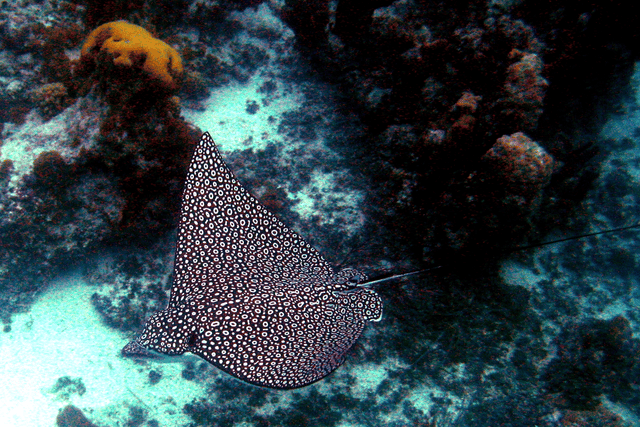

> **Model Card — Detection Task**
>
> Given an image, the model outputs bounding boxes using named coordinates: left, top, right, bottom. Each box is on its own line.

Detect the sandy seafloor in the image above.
left=1, top=7, right=640, bottom=427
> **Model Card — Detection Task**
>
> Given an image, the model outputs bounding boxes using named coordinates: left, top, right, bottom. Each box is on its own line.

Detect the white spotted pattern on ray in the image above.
left=122, top=132, right=383, bottom=389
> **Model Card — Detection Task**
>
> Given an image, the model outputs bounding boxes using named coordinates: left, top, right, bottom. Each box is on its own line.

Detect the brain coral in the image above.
left=81, top=21, right=183, bottom=90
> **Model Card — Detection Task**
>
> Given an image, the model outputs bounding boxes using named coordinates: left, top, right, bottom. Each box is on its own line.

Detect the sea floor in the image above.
left=0, top=272, right=198, bottom=427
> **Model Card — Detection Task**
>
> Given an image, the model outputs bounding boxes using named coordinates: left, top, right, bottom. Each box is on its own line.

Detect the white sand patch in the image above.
left=0, top=272, right=206, bottom=427
left=289, top=169, right=365, bottom=228
left=500, top=257, right=544, bottom=290
left=182, top=73, right=304, bottom=153
left=348, top=362, right=389, bottom=398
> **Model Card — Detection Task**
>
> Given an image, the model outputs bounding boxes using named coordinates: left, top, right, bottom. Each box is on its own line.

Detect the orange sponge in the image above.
left=81, top=21, right=183, bottom=90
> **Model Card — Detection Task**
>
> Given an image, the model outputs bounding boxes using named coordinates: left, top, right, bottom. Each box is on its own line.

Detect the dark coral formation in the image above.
left=432, top=132, right=554, bottom=256
left=543, top=316, right=640, bottom=410
left=280, top=0, right=640, bottom=264
left=32, top=151, right=75, bottom=191
left=47, top=376, right=87, bottom=401
left=32, top=83, right=72, bottom=119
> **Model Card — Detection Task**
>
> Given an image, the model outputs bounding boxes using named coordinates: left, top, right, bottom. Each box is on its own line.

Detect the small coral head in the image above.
left=81, top=21, right=183, bottom=91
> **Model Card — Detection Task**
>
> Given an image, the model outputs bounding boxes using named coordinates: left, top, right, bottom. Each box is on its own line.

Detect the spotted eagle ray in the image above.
left=122, top=132, right=383, bottom=389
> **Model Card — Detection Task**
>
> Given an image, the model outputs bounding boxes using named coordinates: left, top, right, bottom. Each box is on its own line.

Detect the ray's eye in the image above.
left=348, top=274, right=364, bottom=285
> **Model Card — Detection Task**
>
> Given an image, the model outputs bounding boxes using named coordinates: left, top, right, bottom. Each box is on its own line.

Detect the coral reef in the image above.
left=482, top=132, right=554, bottom=200
left=499, top=49, right=548, bottom=132
left=0, top=5, right=83, bottom=124
left=31, top=150, right=74, bottom=191
left=0, top=1, right=637, bottom=425
left=280, top=0, right=639, bottom=266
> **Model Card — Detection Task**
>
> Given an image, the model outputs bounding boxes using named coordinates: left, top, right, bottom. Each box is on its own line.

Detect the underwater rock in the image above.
left=482, top=132, right=554, bottom=200
left=31, top=150, right=73, bottom=192
left=47, top=376, right=87, bottom=401
left=435, top=132, right=554, bottom=255
left=32, top=83, right=71, bottom=120
left=56, top=405, right=99, bottom=427
left=148, top=369, right=162, bottom=385
left=453, top=91, right=482, bottom=115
